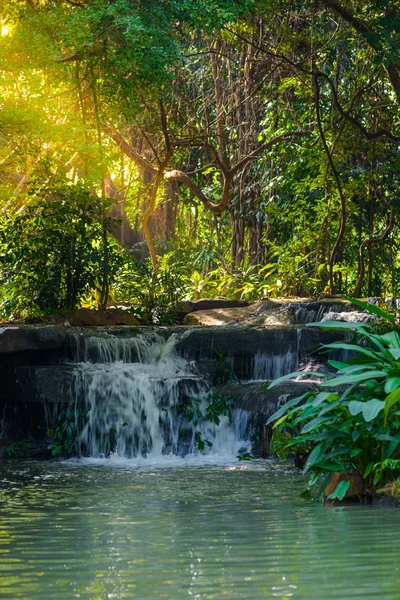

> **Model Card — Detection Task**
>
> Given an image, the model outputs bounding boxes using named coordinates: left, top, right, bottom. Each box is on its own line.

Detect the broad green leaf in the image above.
left=328, top=446, right=351, bottom=458
left=348, top=400, right=364, bottom=416
left=311, top=392, right=337, bottom=406
left=328, top=360, right=351, bottom=370
left=350, top=448, right=362, bottom=457
left=334, top=364, right=382, bottom=375
left=314, top=430, right=348, bottom=441
left=384, top=387, right=400, bottom=419
left=272, top=414, right=288, bottom=429
left=322, top=343, right=379, bottom=361
left=374, top=433, right=397, bottom=442
left=312, top=461, right=346, bottom=472
left=327, top=480, right=351, bottom=501
left=364, top=463, right=373, bottom=478
left=305, top=443, right=324, bottom=468
left=301, top=415, right=330, bottom=434
left=345, top=297, right=395, bottom=324
left=384, top=377, right=400, bottom=394
left=362, top=399, right=385, bottom=422
left=341, top=382, right=362, bottom=401
left=385, top=440, right=400, bottom=459
left=307, top=320, right=366, bottom=331
left=268, top=372, right=327, bottom=389
left=318, top=399, right=341, bottom=416
left=320, top=370, right=387, bottom=387
left=266, top=392, right=311, bottom=424
left=296, top=404, right=321, bottom=422
left=379, top=331, right=400, bottom=348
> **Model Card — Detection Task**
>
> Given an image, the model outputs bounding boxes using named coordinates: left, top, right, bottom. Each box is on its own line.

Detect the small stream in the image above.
left=1, top=459, right=400, bottom=599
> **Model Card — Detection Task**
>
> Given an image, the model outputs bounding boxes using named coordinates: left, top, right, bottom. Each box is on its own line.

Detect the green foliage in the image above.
left=215, top=350, right=239, bottom=385
left=184, top=264, right=280, bottom=300
left=0, top=178, right=123, bottom=318
left=237, top=452, right=253, bottom=461
left=3, top=445, right=15, bottom=457
left=268, top=300, right=400, bottom=499
left=113, top=253, right=186, bottom=324
left=181, top=392, right=234, bottom=451
left=47, top=408, right=89, bottom=457
left=2, top=0, right=400, bottom=310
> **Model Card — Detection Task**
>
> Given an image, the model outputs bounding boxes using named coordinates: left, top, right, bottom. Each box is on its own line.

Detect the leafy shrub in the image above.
left=180, top=392, right=234, bottom=451
left=182, top=264, right=279, bottom=300
left=268, top=299, right=400, bottom=499
left=113, top=252, right=186, bottom=324
left=0, top=178, right=122, bottom=318
left=47, top=408, right=89, bottom=457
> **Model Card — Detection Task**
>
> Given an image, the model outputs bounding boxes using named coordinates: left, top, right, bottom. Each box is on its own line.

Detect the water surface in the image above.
left=1, top=459, right=399, bottom=599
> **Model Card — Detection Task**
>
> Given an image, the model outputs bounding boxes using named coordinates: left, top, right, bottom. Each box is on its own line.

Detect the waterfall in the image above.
left=292, top=301, right=365, bottom=324
left=69, top=331, right=251, bottom=460
left=252, top=349, right=298, bottom=381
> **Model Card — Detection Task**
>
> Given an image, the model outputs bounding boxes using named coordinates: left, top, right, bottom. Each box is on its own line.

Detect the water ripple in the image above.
left=0, top=460, right=399, bottom=599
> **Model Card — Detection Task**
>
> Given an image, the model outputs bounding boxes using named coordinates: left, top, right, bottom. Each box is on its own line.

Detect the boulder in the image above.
left=0, top=326, right=66, bottom=354
left=9, top=365, right=77, bottom=404
left=191, top=298, right=250, bottom=311
left=172, top=301, right=195, bottom=323
left=65, top=308, right=139, bottom=327
left=184, top=301, right=291, bottom=327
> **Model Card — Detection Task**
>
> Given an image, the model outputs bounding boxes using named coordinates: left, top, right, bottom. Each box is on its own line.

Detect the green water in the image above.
left=1, top=459, right=400, bottom=599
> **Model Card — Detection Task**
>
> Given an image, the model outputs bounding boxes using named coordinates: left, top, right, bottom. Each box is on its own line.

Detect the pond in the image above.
left=1, top=458, right=400, bottom=599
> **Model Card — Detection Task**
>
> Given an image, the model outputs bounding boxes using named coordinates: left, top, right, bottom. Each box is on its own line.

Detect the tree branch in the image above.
left=231, top=131, right=310, bottom=174
left=164, top=169, right=231, bottom=215
left=104, top=127, right=157, bottom=175
left=320, top=0, right=400, bottom=105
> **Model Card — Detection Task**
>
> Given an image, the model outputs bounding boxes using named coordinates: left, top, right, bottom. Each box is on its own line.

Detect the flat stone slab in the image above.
left=191, top=298, right=250, bottom=311
left=0, top=326, right=66, bottom=354
left=62, top=308, right=140, bottom=326
left=184, top=303, right=293, bottom=327
left=183, top=298, right=359, bottom=327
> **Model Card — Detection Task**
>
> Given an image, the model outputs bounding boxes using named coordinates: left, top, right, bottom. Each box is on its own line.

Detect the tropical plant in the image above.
left=268, top=299, right=400, bottom=500
left=47, top=407, right=89, bottom=457
left=113, top=252, right=187, bottom=324
left=0, top=178, right=123, bottom=318
left=180, top=392, right=234, bottom=451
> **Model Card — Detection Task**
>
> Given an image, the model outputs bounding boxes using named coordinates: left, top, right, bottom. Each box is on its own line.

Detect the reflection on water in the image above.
left=0, top=459, right=400, bottom=599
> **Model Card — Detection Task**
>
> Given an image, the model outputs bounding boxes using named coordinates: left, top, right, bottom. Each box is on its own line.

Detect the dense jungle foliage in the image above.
left=0, top=0, right=400, bottom=318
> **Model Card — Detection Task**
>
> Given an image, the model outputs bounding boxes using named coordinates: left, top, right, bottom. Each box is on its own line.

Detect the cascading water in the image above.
left=292, top=301, right=365, bottom=324
left=69, top=330, right=251, bottom=460
left=252, top=349, right=298, bottom=381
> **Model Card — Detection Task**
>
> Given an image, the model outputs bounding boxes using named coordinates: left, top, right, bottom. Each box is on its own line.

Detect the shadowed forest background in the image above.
left=0, top=0, right=399, bottom=321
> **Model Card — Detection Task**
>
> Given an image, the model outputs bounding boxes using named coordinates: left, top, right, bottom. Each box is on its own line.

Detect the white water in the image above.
left=67, top=300, right=360, bottom=462
left=252, top=349, right=298, bottom=381
left=293, top=302, right=361, bottom=324
left=70, top=331, right=251, bottom=460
